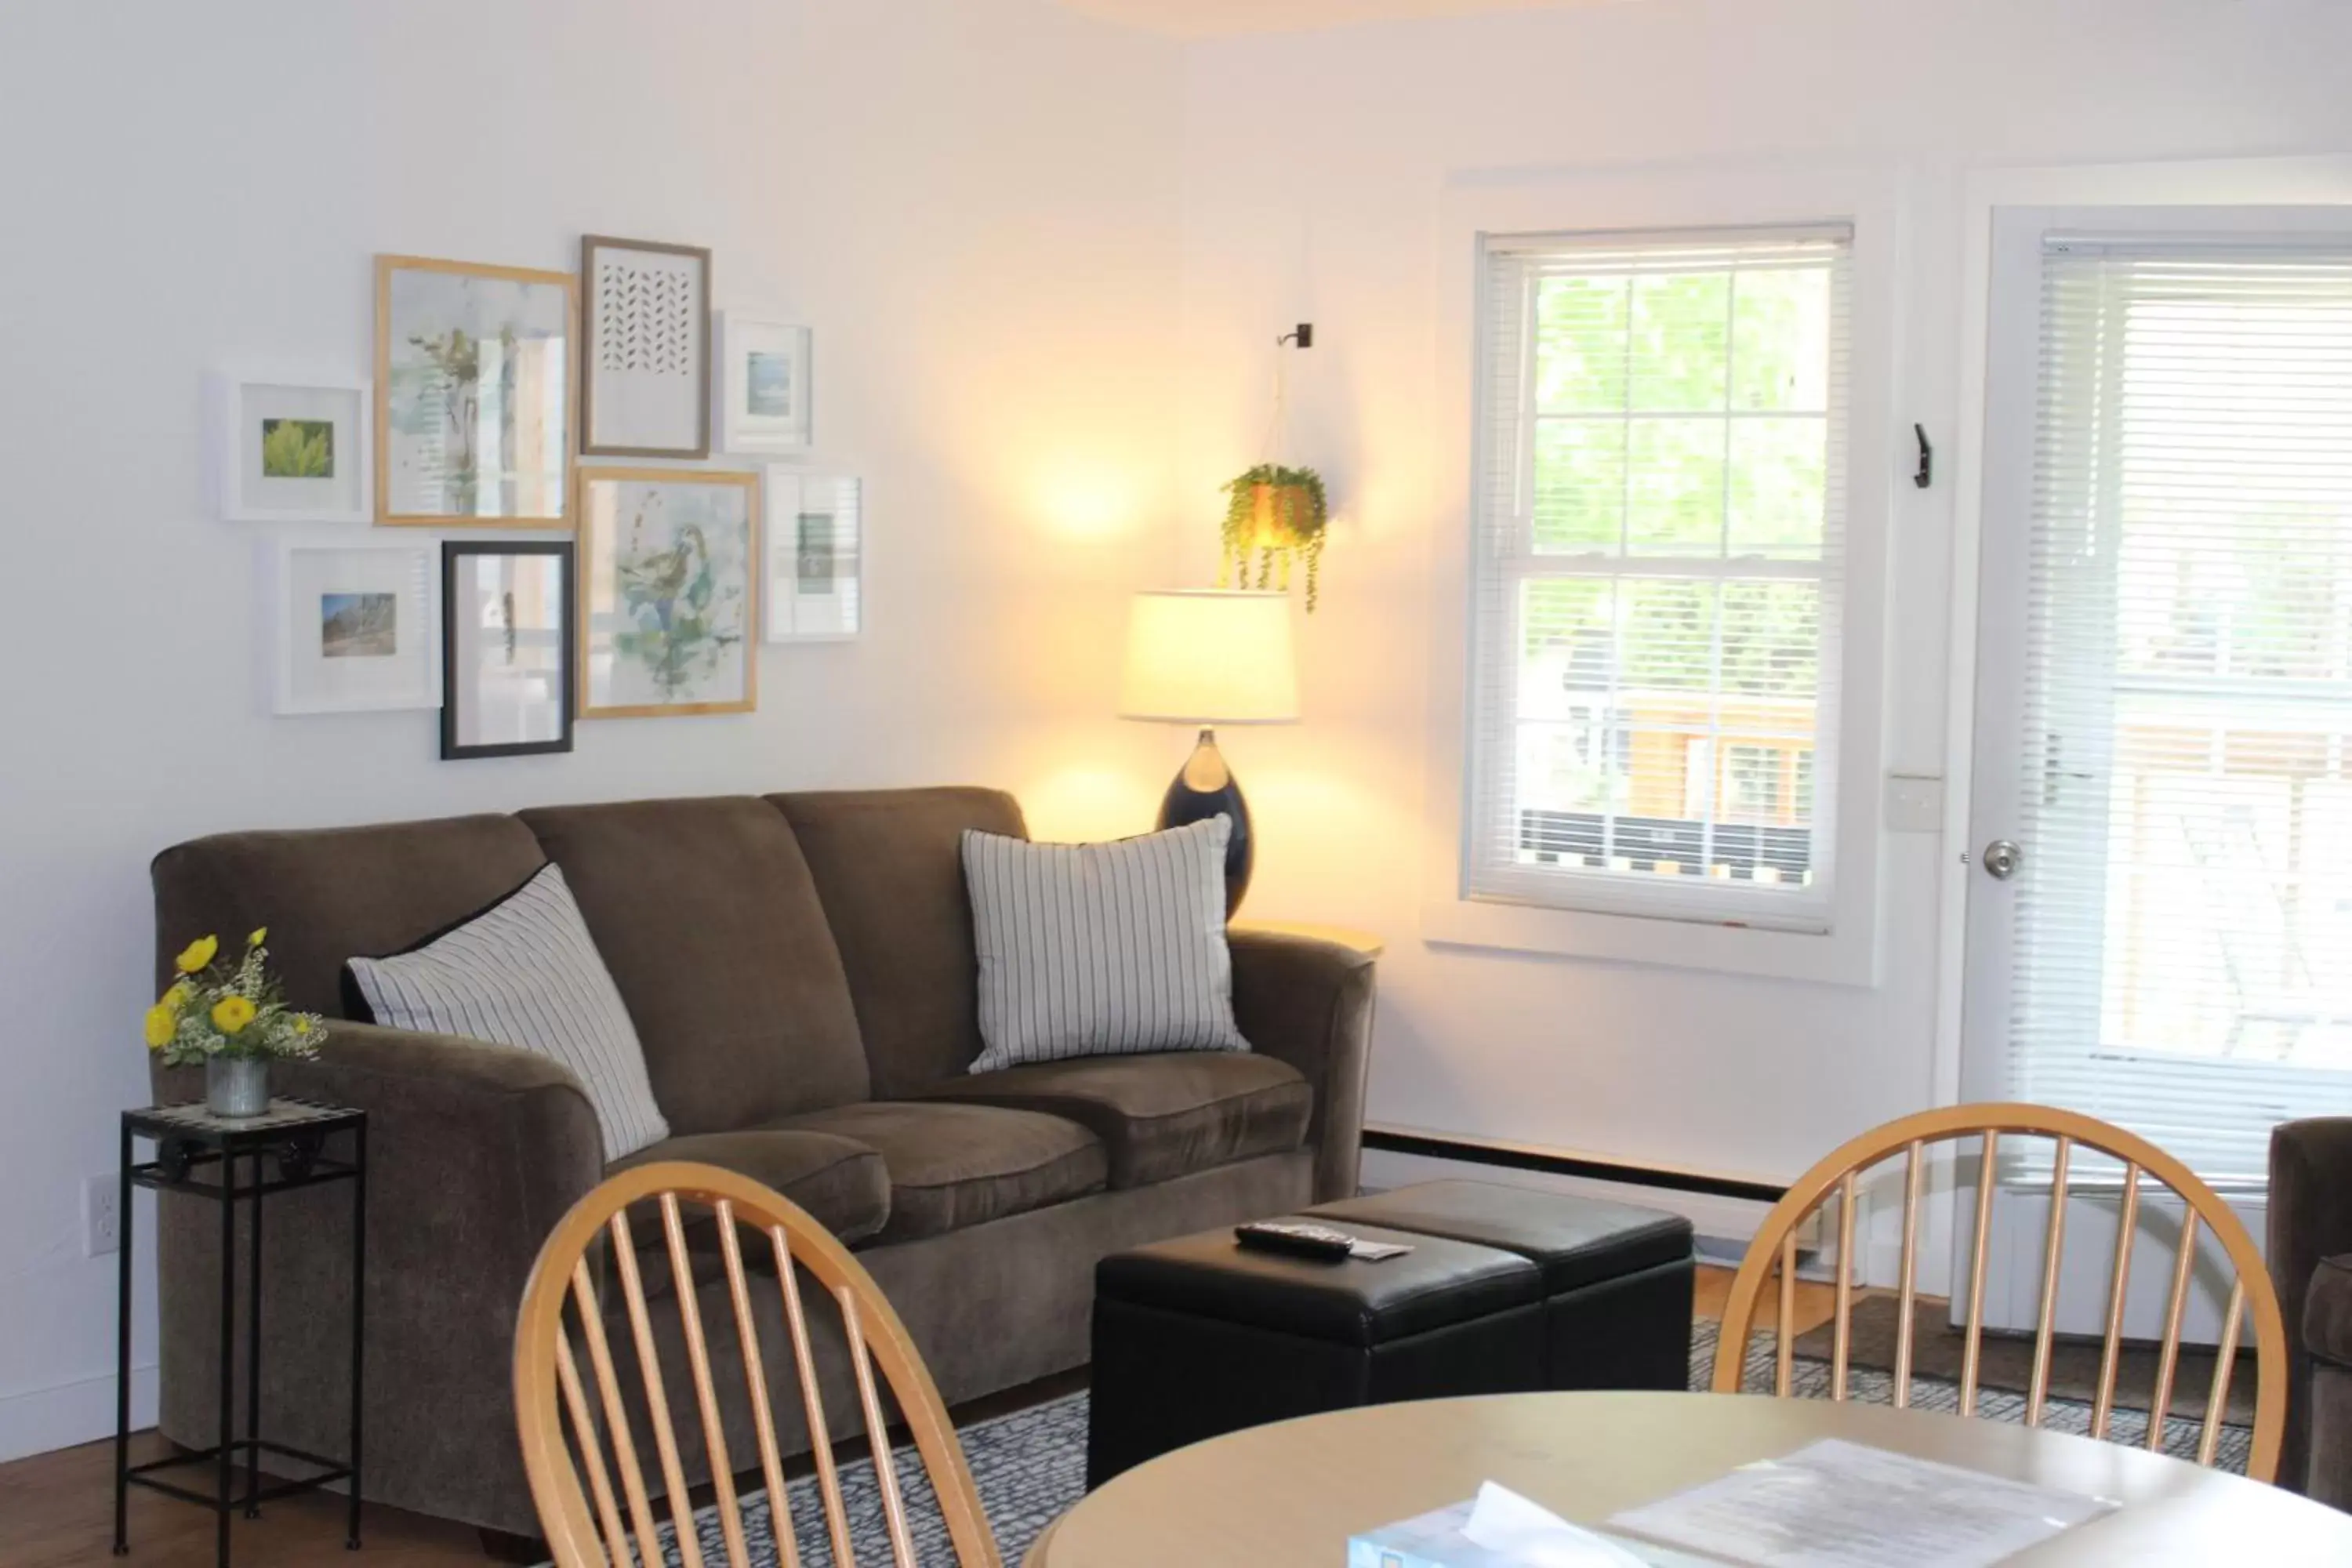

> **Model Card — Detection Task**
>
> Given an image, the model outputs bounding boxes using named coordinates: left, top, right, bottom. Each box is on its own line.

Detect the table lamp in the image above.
left=1119, top=590, right=1300, bottom=916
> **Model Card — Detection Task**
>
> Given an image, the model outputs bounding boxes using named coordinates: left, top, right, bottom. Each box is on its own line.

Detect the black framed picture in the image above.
left=441, top=541, right=575, bottom=760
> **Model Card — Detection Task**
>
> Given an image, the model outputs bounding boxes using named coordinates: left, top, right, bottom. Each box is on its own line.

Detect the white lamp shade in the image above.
left=1118, top=590, right=1300, bottom=724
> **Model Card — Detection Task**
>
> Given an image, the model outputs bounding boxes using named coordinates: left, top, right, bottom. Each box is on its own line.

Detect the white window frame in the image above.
left=1420, top=165, right=1896, bottom=986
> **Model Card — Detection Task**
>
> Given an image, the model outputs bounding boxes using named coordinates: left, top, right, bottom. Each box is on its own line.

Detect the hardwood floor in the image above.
left=2, top=1265, right=1806, bottom=1567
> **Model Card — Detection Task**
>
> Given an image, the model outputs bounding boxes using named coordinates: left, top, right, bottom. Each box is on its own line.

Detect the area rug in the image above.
left=556, top=1319, right=2250, bottom=1565
left=1785, top=1294, right=2258, bottom=1425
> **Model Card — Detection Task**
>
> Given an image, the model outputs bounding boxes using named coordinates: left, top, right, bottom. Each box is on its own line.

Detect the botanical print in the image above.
left=586, top=476, right=753, bottom=711
left=746, top=350, right=793, bottom=417
left=382, top=261, right=569, bottom=521
left=260, top=418, right=333, bottom=478
left=796, top=511, right=836, bottom=595
left=321, top=592, right=397, bottom=659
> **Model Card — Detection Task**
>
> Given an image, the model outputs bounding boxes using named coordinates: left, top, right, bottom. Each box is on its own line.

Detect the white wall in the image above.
left=1171, top=0, right=2352, bottom=1233
left=0, top=0, right=1185, bottom=1462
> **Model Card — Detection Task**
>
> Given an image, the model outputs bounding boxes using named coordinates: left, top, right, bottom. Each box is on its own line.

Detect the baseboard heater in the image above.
left=1360, top=1123, right=1790, bottom=1207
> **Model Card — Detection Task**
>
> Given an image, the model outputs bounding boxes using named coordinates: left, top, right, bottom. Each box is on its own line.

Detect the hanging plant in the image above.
left=1219, top=464, right=1327, bottom=612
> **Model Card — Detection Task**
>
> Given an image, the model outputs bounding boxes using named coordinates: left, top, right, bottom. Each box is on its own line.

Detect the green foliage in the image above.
left=260, top=419, right=334, bottom=479
left=1218, top=464, right=1328, bottom=612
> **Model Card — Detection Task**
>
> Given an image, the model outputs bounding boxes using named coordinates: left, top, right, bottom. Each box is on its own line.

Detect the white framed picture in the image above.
left=582, top=235, right=711, bottom=458
left=212, top=374, right=370, bottom=524
left=269, top=539, right=440, bottom=715
left=717, top=314, right=812, bottom=454
left=765, top=470, right=862, bottom=642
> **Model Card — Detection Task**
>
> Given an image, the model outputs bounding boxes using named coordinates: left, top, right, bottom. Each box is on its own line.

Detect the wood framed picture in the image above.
left=764, top=470, right=862, bottom=641
left=212, top=372, right=370, bottom=524
left=581, top=235, right=711, bottom=458
left=576, top=467, right=758, bottom=718
left=441, top=541, right=575, bottom=760
left=716, top=314, right=811, bottom=454
left=268, top=539, right=439, bottom=715
left=375, top=254, right=575, bottom=528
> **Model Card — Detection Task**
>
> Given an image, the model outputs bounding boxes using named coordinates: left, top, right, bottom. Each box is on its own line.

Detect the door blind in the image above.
left=2009, top=238, right=2352, bottom=1185
left=1466, top=227, right=1852, bottom=929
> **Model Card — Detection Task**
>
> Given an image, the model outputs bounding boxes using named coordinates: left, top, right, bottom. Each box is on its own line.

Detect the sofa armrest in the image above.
left=150, top=1022, right=602, bottom=1532
left=1229, top=930, right=1377, bottom=1203
left=2270, top=1117, right=2352, bottom=1495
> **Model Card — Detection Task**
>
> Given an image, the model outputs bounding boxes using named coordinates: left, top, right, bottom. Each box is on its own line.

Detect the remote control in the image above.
left=1234, top=1221, right=1358, bottom=1262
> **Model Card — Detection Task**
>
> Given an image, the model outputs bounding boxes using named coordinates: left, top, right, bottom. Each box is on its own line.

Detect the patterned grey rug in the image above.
left=569, top=1318, right=2249, bottom=1564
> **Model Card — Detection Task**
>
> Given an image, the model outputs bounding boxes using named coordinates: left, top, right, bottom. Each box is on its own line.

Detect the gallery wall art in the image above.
left=576, top=467, right=758, bottom=717
left=213, top=374, right=371, bottom=524
left=443, top=541, right=575, bottom=759
left=764, top=470, right=862, bottom=641
left=716, top=313, right=812, bottom=454
left=375, top=255, right=575, bottom=527
left=269, top=539, right=440, bottom=715
left=581, top=235, right=711, bottom=458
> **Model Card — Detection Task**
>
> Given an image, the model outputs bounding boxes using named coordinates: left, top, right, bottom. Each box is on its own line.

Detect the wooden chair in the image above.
left=1709, top=1103, right=2288, bottom=1483
left=514, top=1160, right=1000, bottom=1568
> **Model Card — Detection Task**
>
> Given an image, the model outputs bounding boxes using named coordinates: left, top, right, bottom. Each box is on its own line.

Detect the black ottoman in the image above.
left=1087, top=1221, right=1541, bottom=1486
left=1308, top=1180, right=1695, bottom=1392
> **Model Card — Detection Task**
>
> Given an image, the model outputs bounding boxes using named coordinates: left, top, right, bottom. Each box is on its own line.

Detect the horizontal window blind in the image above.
left=1466, top=227, right=1852, bottom=929
left=2010, top=238, right=2352, bottom=1185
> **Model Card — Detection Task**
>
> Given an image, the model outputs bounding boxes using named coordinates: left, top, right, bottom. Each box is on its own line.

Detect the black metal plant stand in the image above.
left=114, top=1098, right=367, bottom=1566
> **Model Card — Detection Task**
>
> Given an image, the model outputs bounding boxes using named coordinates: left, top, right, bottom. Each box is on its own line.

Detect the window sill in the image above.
left=1419, top=892, right=1880, bottom=987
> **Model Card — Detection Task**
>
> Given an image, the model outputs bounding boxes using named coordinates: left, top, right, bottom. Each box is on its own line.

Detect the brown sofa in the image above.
left=147, top=787, right=1375, bottom=1535
left=2272, top=1117, right=2352, bottom=1509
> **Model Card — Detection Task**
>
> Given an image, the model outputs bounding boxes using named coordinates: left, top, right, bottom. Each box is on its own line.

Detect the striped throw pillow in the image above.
left=345, top=863, right=669, bottom=1161
left=962, top=815, right=1250, bottom=1074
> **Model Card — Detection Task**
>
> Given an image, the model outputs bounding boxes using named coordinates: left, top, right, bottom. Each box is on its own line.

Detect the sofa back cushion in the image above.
left=768, top=787, right=1025, bottom=1097
left=152, top=814, right=549, bottom=1016
left=520, top=796, right=869, bottom=1133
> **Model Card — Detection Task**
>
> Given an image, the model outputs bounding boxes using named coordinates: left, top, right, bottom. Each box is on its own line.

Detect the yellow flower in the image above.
left=247, top=927, right=268, bottom=948
left=158, top=982, right=191, bottom=1014
left=210, top=996, right=257, bottom=1035
left=292, top=1016, right=312, bottom=1036
left=174, top=935, right=220, bottom=975
left=143, top=1004, right=177, bottom=1049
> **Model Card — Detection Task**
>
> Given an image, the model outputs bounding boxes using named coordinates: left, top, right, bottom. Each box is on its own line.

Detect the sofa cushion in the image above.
left=153, top=813, right=549, bottom=1017
left=609, top=1128, right=890, bottom=1247
left=346, top=864, right=670, bottom=1162
left=962, top=817, right=1248, bottom=1075
left=519, top=797, right=869, bottom=1134
left=777, top=1102, right=1107, bottom=1245
left=769, top=788, right=1026, bottom=1098
left=918, top=1052, right=1311, bottom=1189
left=2308, top=1254, right=2352, bottom=1367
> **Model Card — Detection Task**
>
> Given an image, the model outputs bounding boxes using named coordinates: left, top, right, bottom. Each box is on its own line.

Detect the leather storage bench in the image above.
left=1087, top=1220, right=1541, bottom=1486
left=1308, top=1180, right=1695, bottom=1392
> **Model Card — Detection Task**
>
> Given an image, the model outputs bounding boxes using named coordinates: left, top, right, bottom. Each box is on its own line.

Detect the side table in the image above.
left=114, top=1098, right=367, bottom=1566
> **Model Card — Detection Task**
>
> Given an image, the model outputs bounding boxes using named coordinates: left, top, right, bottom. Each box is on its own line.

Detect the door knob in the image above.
left=1982, top=839, right=2023, bottom=880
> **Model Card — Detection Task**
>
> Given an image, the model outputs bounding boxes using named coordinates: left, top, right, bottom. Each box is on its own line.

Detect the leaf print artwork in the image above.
left=583, top=473, right=755, bottom=713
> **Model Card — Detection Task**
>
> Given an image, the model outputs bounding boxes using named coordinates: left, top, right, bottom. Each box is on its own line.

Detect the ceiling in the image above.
left=1057, top=0, right=1614, bottom=40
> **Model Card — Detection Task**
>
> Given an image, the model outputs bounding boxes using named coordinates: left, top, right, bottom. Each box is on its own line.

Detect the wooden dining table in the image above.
left=1023, top=1390, right=2352, bottom=1565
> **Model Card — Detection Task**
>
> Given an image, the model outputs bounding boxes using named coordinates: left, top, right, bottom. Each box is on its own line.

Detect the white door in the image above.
left=1962, top=205, right=2352, bottom=1339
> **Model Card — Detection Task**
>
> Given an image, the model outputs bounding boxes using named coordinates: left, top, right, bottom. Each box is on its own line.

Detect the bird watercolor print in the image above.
left=579, top=470, right=758, bottom=716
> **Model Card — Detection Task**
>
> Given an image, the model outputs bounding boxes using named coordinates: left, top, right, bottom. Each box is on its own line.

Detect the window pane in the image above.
left=1519, top=579, right=1614, bottom=720
left=1629, top=272, right=1730, bottom=410
left=1535, top=275, right=1630, bottom=413
left=1720, top=580, right=1820, bottom=699
left=1728, top=416, right=1827, bottom=558
left=1620, top=577, right=1716, bottom=693
left=1626, top=417, right=1726, bottom=556
left=1533, top=419, right=1625, bottom=553
left=1731, top=267, right=1832, bottom=412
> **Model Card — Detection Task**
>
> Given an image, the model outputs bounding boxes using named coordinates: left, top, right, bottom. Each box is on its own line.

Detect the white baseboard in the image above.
left=0, top=1363, right=157, bottom=1466
left=1359, top=1147, right=1780, bottom=1249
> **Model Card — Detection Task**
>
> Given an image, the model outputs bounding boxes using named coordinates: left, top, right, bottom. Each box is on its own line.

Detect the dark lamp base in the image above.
left=1156, top=728, right=1254, bottom=917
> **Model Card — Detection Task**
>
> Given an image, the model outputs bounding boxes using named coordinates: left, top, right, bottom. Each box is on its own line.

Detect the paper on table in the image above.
left=1461, top=1482, right=1653, bottom=1566
left=1605, top=1439, right=2118, bottom=1568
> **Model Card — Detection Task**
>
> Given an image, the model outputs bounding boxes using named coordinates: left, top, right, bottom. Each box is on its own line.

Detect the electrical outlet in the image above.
left=85, top=1174, right=120, bottom=1257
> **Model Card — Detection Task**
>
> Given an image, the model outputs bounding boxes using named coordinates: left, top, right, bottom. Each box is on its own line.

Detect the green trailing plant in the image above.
left=1219, top=464, right=1327, bottom=612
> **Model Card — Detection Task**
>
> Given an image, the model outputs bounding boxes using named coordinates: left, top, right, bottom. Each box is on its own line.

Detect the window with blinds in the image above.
left=2008, top=237, right=2352, bottom=1186
left=1465, top=227, right=1853, bottom=930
